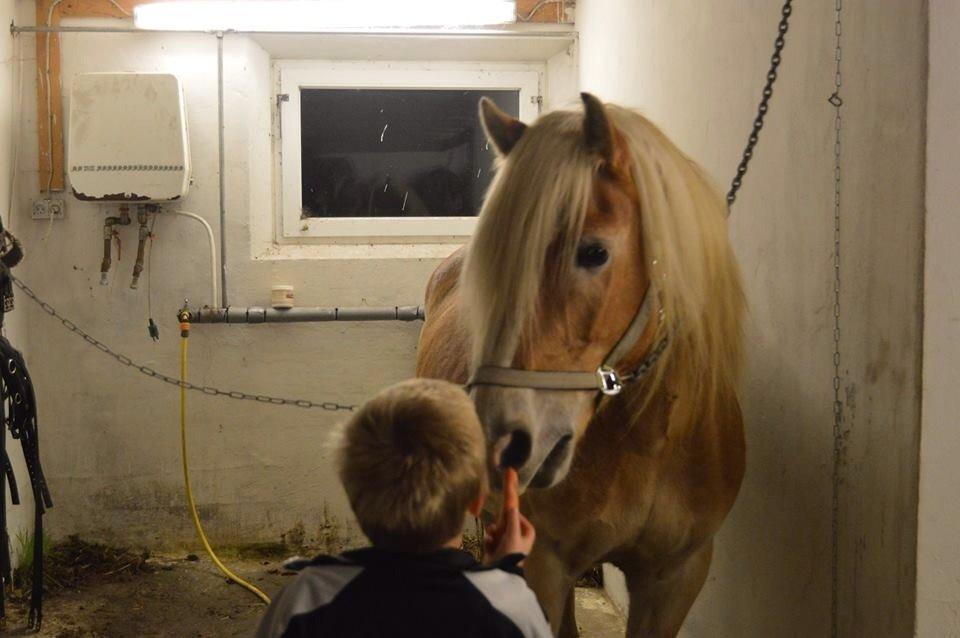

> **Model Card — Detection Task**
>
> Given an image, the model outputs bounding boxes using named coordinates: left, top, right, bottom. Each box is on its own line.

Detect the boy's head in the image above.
left=337, top=379, right=487, bottom=553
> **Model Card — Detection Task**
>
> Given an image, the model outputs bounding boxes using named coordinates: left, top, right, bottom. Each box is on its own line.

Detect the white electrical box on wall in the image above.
left=68, top=72, right=191, bottom=202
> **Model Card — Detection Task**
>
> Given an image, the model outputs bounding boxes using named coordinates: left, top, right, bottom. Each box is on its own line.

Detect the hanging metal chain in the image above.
left=828, top=0, right=844, bottom=636
left=11, top=277, right=356, bottom=412
left=726, top=0, right=794, bottom=208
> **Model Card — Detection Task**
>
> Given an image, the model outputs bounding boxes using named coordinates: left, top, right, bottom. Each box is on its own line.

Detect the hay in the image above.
left=14, top=535, right=152, bottom=595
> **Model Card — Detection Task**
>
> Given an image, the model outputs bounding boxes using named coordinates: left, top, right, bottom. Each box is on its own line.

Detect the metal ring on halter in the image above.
left=7, top=359, right=15, bottom=374
left=596, top=366, right=623, bottom=396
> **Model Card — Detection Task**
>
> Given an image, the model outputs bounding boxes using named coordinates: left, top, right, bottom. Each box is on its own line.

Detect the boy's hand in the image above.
left=483, top=468, right=535, bottom=564
left=483, top=507, right=536, bottom=564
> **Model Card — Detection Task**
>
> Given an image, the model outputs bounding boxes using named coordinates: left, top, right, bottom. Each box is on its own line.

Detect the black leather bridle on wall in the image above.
left=0, top=226, right=52, bottom=631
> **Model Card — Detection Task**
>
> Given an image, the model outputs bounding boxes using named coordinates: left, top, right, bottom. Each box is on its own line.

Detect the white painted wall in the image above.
left=916, top=2, right=960, bottom=636
left=1, top=0, right=33, bottom=563
left=545, top=40, right=579, bottom=111
left=12, top=28, right=423, bottom=551
left=8, top=4, right=577, bottom=554
left=578, top=1, right=924, bottom=636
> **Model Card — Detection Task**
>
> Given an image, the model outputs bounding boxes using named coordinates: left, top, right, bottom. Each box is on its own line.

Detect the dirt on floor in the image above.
left=1, top=540, right=624, bottom=637
left=3, top=549, right=289, bottom=637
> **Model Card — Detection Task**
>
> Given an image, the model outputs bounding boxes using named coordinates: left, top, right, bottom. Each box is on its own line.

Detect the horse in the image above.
left=416, top=92, right=745, bottom=638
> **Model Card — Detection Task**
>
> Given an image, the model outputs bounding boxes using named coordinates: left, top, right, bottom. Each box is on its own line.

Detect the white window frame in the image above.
left=276, top=60, right=542, bottom=244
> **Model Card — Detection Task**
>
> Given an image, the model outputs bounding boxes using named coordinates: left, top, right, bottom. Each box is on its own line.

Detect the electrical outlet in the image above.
left=47, top=199, right=65, bottom=219
left=32, top=198, right=66, bottom=220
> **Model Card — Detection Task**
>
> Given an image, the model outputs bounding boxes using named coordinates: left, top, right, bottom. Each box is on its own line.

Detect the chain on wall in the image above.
left=828, top=0, right=845, bottom=636
left=726, top=0, right=795, bottom=208
left=11, top=277, right=357, bottom=412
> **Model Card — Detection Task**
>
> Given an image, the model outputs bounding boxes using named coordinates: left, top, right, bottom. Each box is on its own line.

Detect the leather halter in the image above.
left=467, top=287, right=668, bottom=397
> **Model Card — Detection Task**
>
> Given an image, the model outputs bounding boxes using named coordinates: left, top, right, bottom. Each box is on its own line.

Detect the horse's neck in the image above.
left=594, top=382, right=673, bottom=451
left=603, top=364, right=708, bottom=448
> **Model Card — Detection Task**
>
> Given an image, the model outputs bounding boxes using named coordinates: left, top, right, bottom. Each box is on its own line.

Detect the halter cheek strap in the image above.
left=467, top=287, right=668, bottom=396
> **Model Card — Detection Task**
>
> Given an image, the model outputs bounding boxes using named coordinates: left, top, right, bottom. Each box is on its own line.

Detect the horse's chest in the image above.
left=533, top=409, right=709, bottom=563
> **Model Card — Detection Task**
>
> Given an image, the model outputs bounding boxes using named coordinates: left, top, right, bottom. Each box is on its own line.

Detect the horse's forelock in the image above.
left=463, top=103, right=744, bottom=416
left=463, top=109, right=594, bottom=368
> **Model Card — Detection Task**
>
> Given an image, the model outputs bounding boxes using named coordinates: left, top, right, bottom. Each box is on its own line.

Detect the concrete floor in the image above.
left=575, top=587, right=628, bottom=636
left=2, top=554, right=626, bottom=637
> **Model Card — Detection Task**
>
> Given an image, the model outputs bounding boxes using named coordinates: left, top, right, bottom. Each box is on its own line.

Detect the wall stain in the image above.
left=281, top=521, right=307, bottom=553
left=313, top=503, right=348, bottom=554
left=865, top=338, right=891, bottom=384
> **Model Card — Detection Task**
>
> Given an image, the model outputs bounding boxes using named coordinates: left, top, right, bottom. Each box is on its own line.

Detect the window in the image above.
left=277, top=61, right=542, bottom=243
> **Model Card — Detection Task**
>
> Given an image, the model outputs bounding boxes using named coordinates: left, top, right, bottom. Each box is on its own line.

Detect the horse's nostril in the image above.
left=499, top=429, right=532, bottom=470
left=543, top=434, right=572, bottom=467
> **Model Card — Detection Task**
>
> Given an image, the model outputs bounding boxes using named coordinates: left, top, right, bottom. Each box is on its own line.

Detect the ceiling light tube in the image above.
left=133, top=0, right=518, bottom=32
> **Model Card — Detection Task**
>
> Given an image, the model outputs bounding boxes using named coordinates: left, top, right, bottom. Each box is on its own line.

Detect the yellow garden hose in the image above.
left=179, top=318, right=271, bottom=604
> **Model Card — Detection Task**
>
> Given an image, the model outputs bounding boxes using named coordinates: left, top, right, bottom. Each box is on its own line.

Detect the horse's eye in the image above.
left=576, top=242, right=609, bottom=269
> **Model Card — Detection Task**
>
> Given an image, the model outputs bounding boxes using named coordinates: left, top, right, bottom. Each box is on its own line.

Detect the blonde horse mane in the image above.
left=463, top=103, right=744, bottom=417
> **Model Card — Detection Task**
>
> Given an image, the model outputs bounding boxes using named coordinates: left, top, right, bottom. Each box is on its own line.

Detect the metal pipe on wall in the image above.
left=186, top=306, right=425, bottom=324
left=216, top=32, right=228, bottom=308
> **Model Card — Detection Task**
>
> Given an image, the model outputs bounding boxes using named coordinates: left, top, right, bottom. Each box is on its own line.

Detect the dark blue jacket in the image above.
left=256, top=548, right=552, bottom=638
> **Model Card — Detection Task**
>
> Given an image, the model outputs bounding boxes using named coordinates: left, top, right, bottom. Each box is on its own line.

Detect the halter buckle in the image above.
left=596, top=366, right=623, bottom=396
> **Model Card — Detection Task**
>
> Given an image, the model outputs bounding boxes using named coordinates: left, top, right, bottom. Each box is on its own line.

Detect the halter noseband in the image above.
left=467, top=288, right=668, bottom=397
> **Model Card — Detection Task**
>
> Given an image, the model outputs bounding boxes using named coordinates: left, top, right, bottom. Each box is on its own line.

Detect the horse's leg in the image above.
left=622, top=541, right=713, bottom=638
left=557, top=587, right=579, bottom=638
left=524, top=544, right=577, bottom=636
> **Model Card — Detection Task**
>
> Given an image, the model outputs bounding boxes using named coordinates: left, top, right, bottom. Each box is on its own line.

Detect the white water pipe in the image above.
left=169, top=209, right=218, bottom=308
left=165, top=210, right=424, bottom=322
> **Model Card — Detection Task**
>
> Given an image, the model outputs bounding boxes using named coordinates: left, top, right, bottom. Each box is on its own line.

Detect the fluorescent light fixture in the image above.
left=133, top=0, right=517, bottom=31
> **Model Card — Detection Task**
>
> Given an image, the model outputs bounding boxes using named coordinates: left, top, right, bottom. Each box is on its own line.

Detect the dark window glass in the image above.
left=299, top=88, right=519, bottom=219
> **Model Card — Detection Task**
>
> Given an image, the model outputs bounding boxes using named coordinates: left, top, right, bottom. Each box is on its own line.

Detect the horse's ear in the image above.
left=581, top=92, right=618, bottom=164
left=479, top=97, right=527, bottom=157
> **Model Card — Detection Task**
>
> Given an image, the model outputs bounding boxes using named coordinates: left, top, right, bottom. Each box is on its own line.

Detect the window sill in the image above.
left=254, top=242, right=464, bottom=262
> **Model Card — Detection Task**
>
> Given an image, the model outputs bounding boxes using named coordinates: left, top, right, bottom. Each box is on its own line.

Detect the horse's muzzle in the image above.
left=529, top=433, right=574, bottom=488
left=489, top=427, right=573, bottom=490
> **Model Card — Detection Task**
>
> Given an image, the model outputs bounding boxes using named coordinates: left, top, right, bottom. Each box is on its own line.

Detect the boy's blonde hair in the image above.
left=337, top=379, right=487, bottom=553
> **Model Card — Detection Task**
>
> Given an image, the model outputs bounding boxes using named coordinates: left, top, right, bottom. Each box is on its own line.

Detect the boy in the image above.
left=256, top=379, right=552, bottom=638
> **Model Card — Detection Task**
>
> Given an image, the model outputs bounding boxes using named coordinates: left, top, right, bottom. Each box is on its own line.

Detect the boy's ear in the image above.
left=468, top=488, right=486, bottom=518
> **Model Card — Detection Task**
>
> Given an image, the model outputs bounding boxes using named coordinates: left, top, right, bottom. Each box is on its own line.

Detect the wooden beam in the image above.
left=516, top=0, right=573, bottom=24
left=34, top=0, right=145, bottom=192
